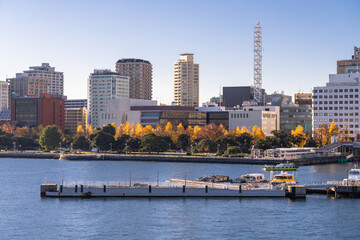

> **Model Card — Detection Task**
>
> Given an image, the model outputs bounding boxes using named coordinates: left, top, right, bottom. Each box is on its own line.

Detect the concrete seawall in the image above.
left=0, top=152, right=347, bottom=166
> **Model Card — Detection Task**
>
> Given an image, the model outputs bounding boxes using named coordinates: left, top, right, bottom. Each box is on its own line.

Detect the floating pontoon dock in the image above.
left=40, top=181, right=286, bottom=198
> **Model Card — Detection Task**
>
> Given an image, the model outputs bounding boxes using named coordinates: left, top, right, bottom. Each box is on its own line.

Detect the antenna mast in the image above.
left=253, top=22, right=262, bottom=105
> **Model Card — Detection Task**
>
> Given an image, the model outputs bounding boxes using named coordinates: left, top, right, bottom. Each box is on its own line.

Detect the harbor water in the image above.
left=1, top=157, right=360, bottom=239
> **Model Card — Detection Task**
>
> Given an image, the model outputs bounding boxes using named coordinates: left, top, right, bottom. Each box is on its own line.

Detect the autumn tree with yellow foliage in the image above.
left=290, top=125, right=306, bottom=147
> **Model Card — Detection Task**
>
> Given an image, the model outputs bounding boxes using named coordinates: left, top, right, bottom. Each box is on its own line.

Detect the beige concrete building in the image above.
left=337, top=46, right=360, bottom=74
left=294, top=93, right=312, bottom=105
left=65, top=107, right=87, bottom=136
left=229, top=106, right=280, bottom=136
left=115, top=59, right=152, bottom=100
left=0, top=81, right=9, bottom=110
left=7, top=63, right=64, bottom=99
left=174, top=53, right=199, bottom=107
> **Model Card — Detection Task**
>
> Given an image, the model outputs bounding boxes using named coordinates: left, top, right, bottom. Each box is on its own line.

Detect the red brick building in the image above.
left=11, top=93, right=65, bottom=132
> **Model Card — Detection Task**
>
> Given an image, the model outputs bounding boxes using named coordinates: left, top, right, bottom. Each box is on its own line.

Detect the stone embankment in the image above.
left=0, top=151, right=348, bottom=166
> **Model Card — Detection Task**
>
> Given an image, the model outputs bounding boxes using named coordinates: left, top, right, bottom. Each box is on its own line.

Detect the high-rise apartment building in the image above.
left=312, top=73, right=360, bottom=137
left=87, top=69, right=129, bottom=127
left=337, top=46, right=360, bottom=74
left=0, top=81, right=9, bottom=110
left=174, top=54, right=199, bottom=107
left=115, top=58, right=152, bottom=100
left=7, top=63, right=64, bottom=98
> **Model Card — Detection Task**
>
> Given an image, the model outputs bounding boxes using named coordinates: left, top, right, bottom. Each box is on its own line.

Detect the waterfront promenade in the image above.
left=0, top=151, right=349, bottom=166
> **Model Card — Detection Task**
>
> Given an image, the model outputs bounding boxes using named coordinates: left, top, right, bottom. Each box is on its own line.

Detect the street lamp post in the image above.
left=13, top=142, right=16, bottom=151
left=110, top=142, right=112, bottom=152
left=59, top=142, right=62, bottom=150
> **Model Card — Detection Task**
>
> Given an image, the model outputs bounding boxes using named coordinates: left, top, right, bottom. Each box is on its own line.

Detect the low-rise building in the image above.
left=98, top=98, right=157, bottom=127
left=228, top=106, right=280, bottom=135
left=280, top=103, right=312, bottom=133
left=65, top=107, right=87, bottom=135
left=11, top=93, right=65, bottom=132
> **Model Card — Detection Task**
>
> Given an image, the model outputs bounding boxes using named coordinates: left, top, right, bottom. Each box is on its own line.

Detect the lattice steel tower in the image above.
left=253, top=22, right=262, bottom=105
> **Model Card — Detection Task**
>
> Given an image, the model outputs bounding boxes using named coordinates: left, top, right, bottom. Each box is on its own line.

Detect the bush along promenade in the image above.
left=0, top=121, right=352, bottom=157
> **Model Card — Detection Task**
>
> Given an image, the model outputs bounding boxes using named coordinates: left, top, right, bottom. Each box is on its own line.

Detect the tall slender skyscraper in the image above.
left=174, top=53, right=199, bottom=107
left=115, top=59, right=152, bottom=100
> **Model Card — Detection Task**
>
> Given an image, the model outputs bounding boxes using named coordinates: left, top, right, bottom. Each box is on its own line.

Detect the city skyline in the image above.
left=0, top=0, right=359, bottom=105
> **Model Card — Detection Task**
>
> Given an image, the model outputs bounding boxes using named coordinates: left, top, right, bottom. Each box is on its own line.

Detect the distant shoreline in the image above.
left=0, top=151, right=349, bottom=166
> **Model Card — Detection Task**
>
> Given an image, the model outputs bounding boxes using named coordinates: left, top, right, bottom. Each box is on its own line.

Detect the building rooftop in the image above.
left=116, top=58, right=151, bottom=65
left=91, top=69, right=122, bottom=76
left=130, top=106, right=195, bottom=111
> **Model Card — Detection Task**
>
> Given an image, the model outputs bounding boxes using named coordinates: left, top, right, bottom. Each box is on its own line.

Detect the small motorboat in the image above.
left=263, top=163, right=298, bottom=171
left=342, top=167, right=360, bottom=186
left=270, top=172, right=296, bottom=185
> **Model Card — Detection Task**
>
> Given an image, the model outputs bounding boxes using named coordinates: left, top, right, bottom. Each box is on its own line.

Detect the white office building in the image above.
left=313, top=73, right=360, bottom=137
left=98, top=97, right=157, bottom=127
left=229, top=106, right=280, bottom=135
left=87, top=69, right=129, bottom=127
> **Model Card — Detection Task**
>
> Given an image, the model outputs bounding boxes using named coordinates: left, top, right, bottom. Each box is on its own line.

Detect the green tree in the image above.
left=0, top=135, right=13, bottom=150
left=216, top=136, right=238, bottom=151
left=102, top=124, right=116, bottom=136
left=197, top=139, right=216, bottom=153
left=177, top=134, right=190, bottom=150
left=141, top=133, right=158, bottom=153
left=39, top=125, right=62, bottom=150
left=73, top=135, right=90, bottom=150
left=256, top=137, right=273, bottom=150
left=226, top=146, right=241, bottom=155
left=304, top=134, right=317, bottom=147
left=14, top=136, right=38, bottom=150
left=237, top=132, right=253, bottom=153
left=155, top=135, right=171, bottom=153
left=127, top=137, right=141, bottom=151
left=114, top=134, right=130, bottom=151
left=94, top=132, right=115, bottom=151
left=270, top=130, right=290, bottom=148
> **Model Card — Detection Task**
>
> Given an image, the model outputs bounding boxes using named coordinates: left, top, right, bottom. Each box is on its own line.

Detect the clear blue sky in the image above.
left=0, top=0, right=359, bottom=104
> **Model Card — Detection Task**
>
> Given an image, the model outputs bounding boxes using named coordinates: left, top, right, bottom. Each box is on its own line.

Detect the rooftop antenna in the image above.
left=253, top=22, right=262, bottom=105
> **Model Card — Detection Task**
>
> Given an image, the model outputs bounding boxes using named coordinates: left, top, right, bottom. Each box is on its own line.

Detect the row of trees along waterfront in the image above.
left=0, top=122, right=351, bottom=154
